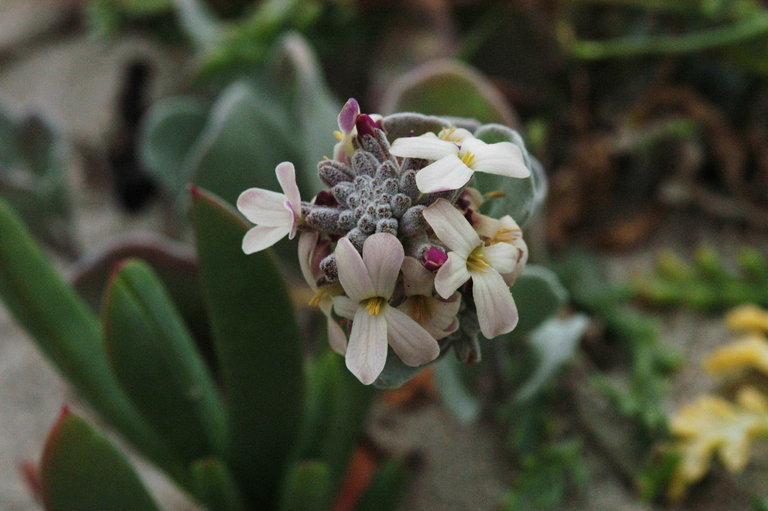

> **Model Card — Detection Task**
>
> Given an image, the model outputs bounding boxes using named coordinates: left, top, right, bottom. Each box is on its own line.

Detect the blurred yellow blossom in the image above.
left=703, top=334, right=768, bottom=376
left=725, top=304, right=768, bottom=333
left=668, top=387, right=768, bottom=501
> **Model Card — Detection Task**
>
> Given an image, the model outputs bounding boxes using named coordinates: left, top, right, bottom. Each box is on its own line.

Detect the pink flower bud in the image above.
left=424, top=247, right=448, bottom=271
left=355, top=114, right=378, bottom=138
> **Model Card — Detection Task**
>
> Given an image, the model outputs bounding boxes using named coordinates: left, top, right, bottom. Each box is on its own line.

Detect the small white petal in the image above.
left=236, top=188, right=292, bottom=227
left=483, top=242, right=518, bottom=275
left=415, top=155, right=475, bottom=193
left=275, top=162, right=302, bottom=214
left=298, top=231, right=320, bottom=290
left=439, top=127, right=474, bottom=144
left=335, top=237, right=376, bottom=301
left=319, top=301, right=347, bottom=355
left=332, top=295, right=358, bottom=319
left=462, top=138, right=530, bottom=178
left=241, top=225, right=290, bottom=254
left=401, top=257, right=435, bottom=297
left=346, top=309, right=388, bottom=385
left=427, top=294, right=462, bottom=338
left=385, top=307, right=440, bottom=367
left=422, top=199, right=481, bottom=257
left=362, top=233, right=403, bottom=299
left=390, top=135, right=458, bottom=161
left=434, top=252, right=471, bottom=299
left=472, top=269, right=518, bottom=338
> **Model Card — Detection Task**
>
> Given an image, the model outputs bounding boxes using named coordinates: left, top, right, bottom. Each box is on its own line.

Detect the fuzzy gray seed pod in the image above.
left=352, top=151, right=378, bottom=177
left=391, top=193, right=412, bottom=217
left=376, top=218, right=398, bottom=235
left=358, top=214, right=377, bottom=234
left=319, top=253, right=338, bottom=282
left=318, top=160, right=353, bottom=187
left=399, top=170, right=420, bottom=199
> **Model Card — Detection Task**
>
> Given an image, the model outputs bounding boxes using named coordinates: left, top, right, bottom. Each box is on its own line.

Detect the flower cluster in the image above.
left=237, top=99, right=531, bottom=384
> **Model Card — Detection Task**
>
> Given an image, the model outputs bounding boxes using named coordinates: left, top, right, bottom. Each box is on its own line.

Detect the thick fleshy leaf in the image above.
left=381, top=60, right=518, bottom=125
left=373, top=347, right=449, bottom=389
left=297, top=350, right=375, bottom=490
left=190, top=457, right=247, bottom=511
left=0, top=199, right=181, bottom=480
left=139, top=96, right=208, bottom=198
left=278, top=461, right=333, bottom=511
left=191, top=187, right=304, bottom=507
left=508, top=265, right=568, bottom=339
left=435, top=356, right=481, bottom=424
left=40, top=409, right=160, bottom=511
left=382, top=113, right=454, bottom=141
left=473, top=124, right=545, bottom=227
left=356, top=459, right=409, bottom=511
left=515, top=315, right=590, bottom=402
left=188, top=81, right=295, bottom=207
left=104, top=259, right=226, bottom=463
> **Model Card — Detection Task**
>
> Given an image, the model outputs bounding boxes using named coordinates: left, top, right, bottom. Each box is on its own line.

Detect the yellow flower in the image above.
left=703, top=334, right=768, bottom=376
left=726, top=304, right=768, bottom=334
left=668, top=387, right=768, bottom=501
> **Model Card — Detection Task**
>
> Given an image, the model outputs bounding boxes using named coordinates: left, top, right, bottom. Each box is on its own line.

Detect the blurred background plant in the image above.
left=1, top=0, right=768, bottom=509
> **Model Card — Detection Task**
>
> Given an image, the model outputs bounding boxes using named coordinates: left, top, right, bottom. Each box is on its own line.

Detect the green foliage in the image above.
left=191, top=187, right=304, bottom=507
left=190, top=458, right=248, bottom=511
left=278, top=461, right=333, bottom=511
left=40, top=409, right=161, bottom=511
left=552, top=250, right=680, bottom=437
left=503, top=440, right=588, bottom=511
left=104, top=259, right=226, bottom=463
left=0, top=104, right=75, bottom=256
left=356, top=459, right=409, bottom=511
left=632, top=247, right=768, bottom=311
left=381, top=60, right=518, bottom=125
left=139, top=34, right=338, bottom=209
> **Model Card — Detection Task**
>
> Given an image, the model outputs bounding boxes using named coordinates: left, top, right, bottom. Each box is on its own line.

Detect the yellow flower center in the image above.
left=460, top=151, right=476, bottom=167
left=467, top=246, right=490, bottom=273
left=363, top=296, right=387, bottom=316
left=438, top=126, right=459, bottom=142
left=491, top=227, right=521, bottom=244
left=333, top=130, right=343, bottom=141
left=309, top=284, right=341, bottom=307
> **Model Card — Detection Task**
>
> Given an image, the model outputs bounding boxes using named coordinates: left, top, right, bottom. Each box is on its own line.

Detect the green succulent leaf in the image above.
left=508, top=265, right=569, bottom=339
left=297, top=350, right=375, bottom=489
left=381, top=60, right=518, bottom=125
left=0, top=199, right=180, bottom=479
left=191, top=457, right=247, bottom=511
left=374, top=347, right=448, bottom=390
left=278, top=460, right=333, bottom=511
left=191, top=187, right=304, bottom=507
left=435, top=356, right=481, bottom=423
left=104, top=259, right=226, bottom=463
left=356, top=459, right=409, bottom=511
left=40, top=409, right=160, bottom=511
left=139, top=96, right=209, bottom=199
left=188, top=81, right=295, bottom=207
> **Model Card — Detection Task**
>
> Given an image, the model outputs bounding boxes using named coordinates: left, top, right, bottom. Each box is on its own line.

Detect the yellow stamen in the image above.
left=460, top=151, right=476, bottom=167
left=363, top=296, right=387, bottom=316
left=467, top=247, right=490, bottom=273
left=333, top=130, right=343, bottom=141
left=308, top=285, right=341, bottom=307
left=492, top=227, right=522, bottom=244
left=484, top=190, right=508, bottom=199
left=438, top=125, right=457, bottom=141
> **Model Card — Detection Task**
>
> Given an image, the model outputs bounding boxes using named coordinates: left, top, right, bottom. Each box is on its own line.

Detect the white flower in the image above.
left=397, top=257, right=461, bottom=340
left=298, top=231, right=347, bottom=355
left=422, top=199, right=520, bottom=338
left=472, top=213, right=528, bottom=286
left=332, top=233, right=440, bottom=385
left=389, top=132, right=530, bottom=193
left=237, top=162, right=302, bottom=254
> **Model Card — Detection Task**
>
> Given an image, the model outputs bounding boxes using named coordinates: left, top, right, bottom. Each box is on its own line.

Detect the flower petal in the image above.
left=390, top=134, right=458, bottom=161
left=298, top=231, right=320, bottom=290
left=275, top=161, right=302, bottom=218
left=236, top=188, right=292, bottom=226
left=415, top=155, right=475, bottom=193
left=346, top=308, right=388, bottom=385
left=423, top=198, right=481, bottom=257
left=241, top=225, right=290, bottom=254
left=462, top=138, right=530, bottom=178
left=385, top=307, right=440, bottom=367
left=401, top=257, right=435, bottom=296
left=483, top=242, right=518, bottom=275
left=434, top=252, right=471, bottom=298
left=338, top=98, right=360, bottom=133
left=332, top=295, right=358, bottom=319
left=426, top=294, right=462, bottom=339
left=472, top=268, right=518, bottom=338
left=362, top=233, right=404, bottom=299
left=335, top=237, right=376, bottom=301
left=319, top=301, right=347, bottom=355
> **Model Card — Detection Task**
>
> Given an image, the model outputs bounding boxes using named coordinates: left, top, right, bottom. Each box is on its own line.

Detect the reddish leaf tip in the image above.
left=18, top=460, right=42, bottom=503
left=188, top=184, right=203, bottom=198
